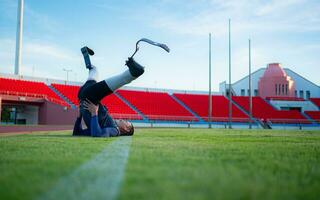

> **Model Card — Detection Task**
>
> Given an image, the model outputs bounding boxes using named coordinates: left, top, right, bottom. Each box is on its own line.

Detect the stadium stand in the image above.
left=101, top=94, right=142, bottom=120
left=232, top=96, right=308, bottom=123
left=305, top=111, right=320, bottom=122
left=51, top=83, right=142, bottom=120
left=51, top=84, right=79, bottom=106
left=118, top=90, right=197, bottom=121
left=0, top=76, right=318, bottom=127
left=173, top=93, right=249, bottom=122
left=0, top=77, right=68, bottom=107
left=309, top=98, right=320, bottom=108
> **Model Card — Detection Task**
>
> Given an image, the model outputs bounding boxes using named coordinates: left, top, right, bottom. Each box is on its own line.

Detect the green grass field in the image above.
left=1, top=129, right=320, bottom=200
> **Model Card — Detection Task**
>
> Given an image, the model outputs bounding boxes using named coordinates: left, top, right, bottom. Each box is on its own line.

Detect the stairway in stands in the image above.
left=48, top=85, right=77, bottom=109
left=301, top=112, right=317, bottom=124
left=117, top=90, right=198, bottom=121
left=227, top=97, right=264, bottom=128
left=170, top=94, right=204, bottom=122
left=114, top=92, right=148, bottom=121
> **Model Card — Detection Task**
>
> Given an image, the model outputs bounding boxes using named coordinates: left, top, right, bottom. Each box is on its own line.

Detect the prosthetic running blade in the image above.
left=130, top=38, right=170, bottom=58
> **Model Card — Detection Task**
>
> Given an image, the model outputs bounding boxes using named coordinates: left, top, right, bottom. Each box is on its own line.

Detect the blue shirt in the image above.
left=73, top=115, right=119, bottom=137
left=79, top=102, right=118, bottom=131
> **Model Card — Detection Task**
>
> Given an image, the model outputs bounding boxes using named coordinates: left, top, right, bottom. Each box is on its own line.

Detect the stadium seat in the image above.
left=51, top=84, right=142, bottom=120
left=101, top=93, right=142, bottom=120
left=305, top=111, right=320, bottom=122
left=173, top=93, right=249, bottom=122
left=309, top=98, right=320, bottom=108
left=232, top=96, right=309, bottom=124
left=51, top=84, right=80, bottom=106
left=118, top=90, right=197, bottom=121
left=0, top=77, right=69, bottom=107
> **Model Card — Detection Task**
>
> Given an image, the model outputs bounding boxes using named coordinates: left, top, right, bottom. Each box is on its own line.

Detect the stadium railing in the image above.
left=266, top=97, right=305, bottom=101
left=263, top=118, right=312, bottom=124
left=109, top=114, right=318, bottom=126
left=110, top=113, right=143, bottom=120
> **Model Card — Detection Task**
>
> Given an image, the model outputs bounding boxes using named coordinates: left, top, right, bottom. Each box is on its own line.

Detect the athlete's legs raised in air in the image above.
left=79, top=57, right=144, bottom=105
left=77, top=46, right=144, bottom=131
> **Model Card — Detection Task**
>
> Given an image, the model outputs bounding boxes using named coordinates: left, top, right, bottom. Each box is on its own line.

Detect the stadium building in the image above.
left=220, top=63, right=320, bottom=99
left=220, top=63, right=320, bottom=113
left=0, top=63, right=319, bottom=132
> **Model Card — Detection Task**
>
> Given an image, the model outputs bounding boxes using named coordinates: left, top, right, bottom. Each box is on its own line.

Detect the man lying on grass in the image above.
left=73, top=46, right=144, bottom=137
left=73, top=99, right=133, bottom=137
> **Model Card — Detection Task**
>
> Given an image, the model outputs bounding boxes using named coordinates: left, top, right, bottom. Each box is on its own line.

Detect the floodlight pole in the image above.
left=208, top=33, right=212, bottom=128
left=228, top=19, right=232, bottom=129
left=15, top=0, right=24, bottom=75
left=249, top=39, right=252, bottom=129
left=63, top=68, right=72, bottom=84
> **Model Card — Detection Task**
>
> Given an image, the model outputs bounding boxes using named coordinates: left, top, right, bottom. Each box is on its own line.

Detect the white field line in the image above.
left=39, top=136, right=132, bottom=200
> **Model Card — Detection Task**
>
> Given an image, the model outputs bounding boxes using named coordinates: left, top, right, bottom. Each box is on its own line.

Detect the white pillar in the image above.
left=249, top=39, right=252, bottom=129
left=15, top=0, right=24, bottom=75
left=208, top=33, right=212, bottom=128
left=228, top=19, right=232, bottom=129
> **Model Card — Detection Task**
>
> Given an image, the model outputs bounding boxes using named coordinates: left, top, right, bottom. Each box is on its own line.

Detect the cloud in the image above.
left=255, top=0, right=304, bottom=16
left=22, top=40, right=83, bottom=79
left=0, top=38, right=84, bottom=80
left=136, top=0, right=320, bottom=37
left=24, top=4, right=61, bottom=34
left=24, top=42, right=78, bottom=62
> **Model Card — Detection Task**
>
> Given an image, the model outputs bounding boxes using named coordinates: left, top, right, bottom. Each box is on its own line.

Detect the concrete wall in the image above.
left=38, top=101, right=78, bottom=125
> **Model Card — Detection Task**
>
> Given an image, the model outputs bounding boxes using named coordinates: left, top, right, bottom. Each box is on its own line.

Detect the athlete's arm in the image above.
left=84, top=99, right=119, bottom=137
left=90, top=115, right=119, bottom=137
left=73, top=115, right=90, bottom=136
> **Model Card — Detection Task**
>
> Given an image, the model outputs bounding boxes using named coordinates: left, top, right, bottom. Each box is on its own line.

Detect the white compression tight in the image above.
left=104, top=70, right=136, bottom=91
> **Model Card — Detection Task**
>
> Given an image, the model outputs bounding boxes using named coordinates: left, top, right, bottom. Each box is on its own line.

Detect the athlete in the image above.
left=73, top=46, right=144, bottom=137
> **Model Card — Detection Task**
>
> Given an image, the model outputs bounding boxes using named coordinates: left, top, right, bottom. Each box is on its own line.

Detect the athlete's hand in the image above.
left=83, top=99, right=98, bottom=116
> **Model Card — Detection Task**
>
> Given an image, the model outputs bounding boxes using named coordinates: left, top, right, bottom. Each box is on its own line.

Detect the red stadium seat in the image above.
left=173, top=93, right=248, bottom=122
left=305, top=111, right=320, bottom=123
left=1, top=77, right=314, bottom=124
left=118, top=90, right=197, bottom=121
left=232, top=96, right=309, bottom=124
left=51, top=84, right=80, bottom=106
left=51, top=84, right=142, bottom=120
left=0, top=77, right=69, bottom=107
left=310, top=98, right=320, bottom=108
left=101, top=94, right=142, bottom=120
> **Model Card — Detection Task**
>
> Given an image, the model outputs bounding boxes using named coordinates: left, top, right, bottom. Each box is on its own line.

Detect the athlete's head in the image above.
left=116, top=119, right=134, bottom=136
